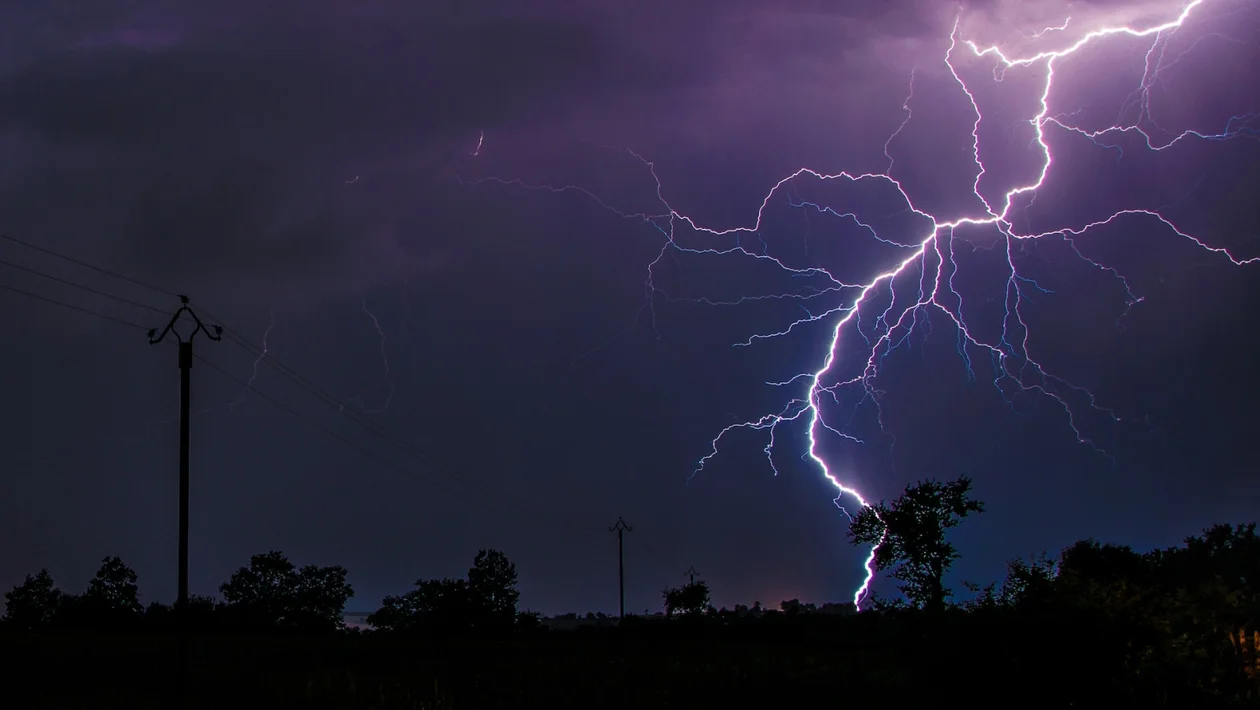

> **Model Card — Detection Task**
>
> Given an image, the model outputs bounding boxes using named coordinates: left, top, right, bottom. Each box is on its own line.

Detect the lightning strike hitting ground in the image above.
left=471, top=0, right=1258, bottom=607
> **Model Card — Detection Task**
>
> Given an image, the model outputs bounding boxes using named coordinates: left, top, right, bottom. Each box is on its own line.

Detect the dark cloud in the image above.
left=1, top=0, right=1254, bottom=616
left=0, top=0, right=927, bottom=298
left=0, top=0, right=761, bottom=294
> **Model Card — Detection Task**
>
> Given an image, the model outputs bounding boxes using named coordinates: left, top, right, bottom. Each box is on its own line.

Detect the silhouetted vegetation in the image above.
left=3, top=489, right=1258, bottom=707
left=849, top=474, right=984, bottom=611
left=217, top=550, right=353, bottom=631
left=367, top=549, right=525, bottom=636
left=662, top=579, right=711, bottom=616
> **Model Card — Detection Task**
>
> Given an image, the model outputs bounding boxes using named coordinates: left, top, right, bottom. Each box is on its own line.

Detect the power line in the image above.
left=0, top=231, right=644, bottom=550
left=0, top=228, right=583, bottom=533
left=0, top=232, right=177, bottom=298
left=192, top=353, right=535, bottom=520
left=0, top=232, right=520, bottom=512
left=199, top=351, right=669, bottom=611
left=199, top=307, right=607, bottom=536
left=0, top=279, right=149, bottom=330
left=0, top=256, right=169, bottom=315
left=198, top=304, right=684, bottom=565
left=0, top=238, right=497, bottom=512
left=0, top=232, right=684, bottom=609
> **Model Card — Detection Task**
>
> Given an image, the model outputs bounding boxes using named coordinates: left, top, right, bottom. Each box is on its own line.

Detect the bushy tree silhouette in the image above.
left=997, top=553, right=1058, bottom=607
left=370, top=578, right=473, bottom=635
left=848, top=475, right=984, bottom=611
left=2, top=570, right=61, bottom=630
left=662, top=580, right=710, bottom=616
left=84, top=556, right=143, bottom=618
left=467, top=549, right=520, bottom=631
left=219, top=550, right=352, bottom=630
left=368, top=549, right=521, bottom=636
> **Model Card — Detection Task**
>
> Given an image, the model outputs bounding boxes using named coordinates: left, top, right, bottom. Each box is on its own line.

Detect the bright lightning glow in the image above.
left=1021, top=15, right=1072, bottom=39
left=470, top=0, right=1258, bottom=608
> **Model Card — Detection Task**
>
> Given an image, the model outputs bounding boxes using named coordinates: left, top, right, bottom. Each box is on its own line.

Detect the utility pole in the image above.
left=609, top=517, right=632, bottom=621
left=685, top=566, right=697, bottom=585
left=148, top=296, right=221, bottom=611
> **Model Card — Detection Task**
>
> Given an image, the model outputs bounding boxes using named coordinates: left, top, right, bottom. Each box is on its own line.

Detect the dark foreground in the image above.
left=5, top=614, right=1257, bottom=709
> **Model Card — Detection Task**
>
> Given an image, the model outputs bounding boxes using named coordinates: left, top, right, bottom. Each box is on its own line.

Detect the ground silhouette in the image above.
left=3, top=491, right=1257, bottom=707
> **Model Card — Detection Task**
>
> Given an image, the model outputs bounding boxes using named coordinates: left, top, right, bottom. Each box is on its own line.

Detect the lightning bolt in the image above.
left=1021, top=14, right=1072, bottom=39
left=345, top=295, right=396, bottom=415
left=141, top=311, right=276, bottom=430
left=469, top=0, right=1258, bottom=608
left=226, top=308, right=275, bottom=414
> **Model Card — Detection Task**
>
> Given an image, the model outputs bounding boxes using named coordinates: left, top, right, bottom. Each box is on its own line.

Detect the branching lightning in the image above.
left=1021, top=14, right=1072, bottom=39
left=470, top=0, right=1258, bottom=608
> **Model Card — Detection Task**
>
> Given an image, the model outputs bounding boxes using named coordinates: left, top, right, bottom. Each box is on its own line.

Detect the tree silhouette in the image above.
left=84, top=556, right=143, bottom=618
left=663, top=580, right=710, bottom=616
left=1167, top=523, right=1260, bottom=683
left=467, top=549, right=520, bottom=632
left=994, top=553, right=1058, bottom=608
left=293, top=563, right=356, bottom=630
left=144, top=594, right=219, bottom=630
left=369, top=578, right=473, bottom=635
left=219, top=550, right=352, bottom=630
left=779, top=598, right=818, bottom=615
left=848, top=475, right=985, bottom=611
left=368, top=549, right=521, bottom=636
left=1036, top=532, right=1260, bottom=695
left=220, top=550, right=296, bottom=626
left=962, top=551, right=1060, bottom=612
left=2, top=570, right=61, bottom=630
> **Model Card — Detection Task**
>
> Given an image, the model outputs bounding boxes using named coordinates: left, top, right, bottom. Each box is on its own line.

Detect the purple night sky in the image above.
left=0, top=0, right=1257, bottom=615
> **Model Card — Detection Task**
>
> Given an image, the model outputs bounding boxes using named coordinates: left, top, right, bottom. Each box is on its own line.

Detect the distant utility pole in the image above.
left=609, top=517, right=633, bottom=620
left=148, top=296, right=221, bottom=610
left=685, top=566, right=697, bottom=585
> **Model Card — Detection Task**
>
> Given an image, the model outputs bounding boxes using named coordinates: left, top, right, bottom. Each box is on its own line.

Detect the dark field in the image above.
left=7, top=612, right=1254, bottom=709
left=13, top=630, right=875, bottom=709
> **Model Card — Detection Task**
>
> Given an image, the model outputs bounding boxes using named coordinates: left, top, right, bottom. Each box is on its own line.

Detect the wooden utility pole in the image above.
left=148, top=296, right=221, bottom=610
left=685, top=566, right=697, bottom=585
left=609, top=517, right=633, bottom=620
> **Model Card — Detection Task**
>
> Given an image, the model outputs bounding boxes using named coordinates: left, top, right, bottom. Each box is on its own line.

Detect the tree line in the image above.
left=1, top=548, right=530, bottom=635
left=846, top=476, right=1259, bottom=697
left=627, top=476, right=1258, bottom=701
left=3, top=477, right=1257, bottom=699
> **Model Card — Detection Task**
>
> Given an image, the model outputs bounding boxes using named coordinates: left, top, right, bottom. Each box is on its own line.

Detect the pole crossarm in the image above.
left=148, top=294, right=222, bottom=346
left=147, top=294, right=221, bottom=616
